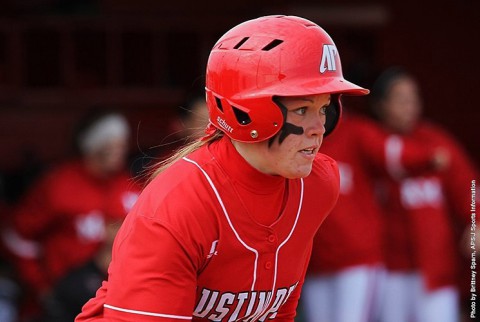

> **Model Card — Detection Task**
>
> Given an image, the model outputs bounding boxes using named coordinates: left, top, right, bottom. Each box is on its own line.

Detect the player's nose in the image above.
left=305, top=114, right=326, bottom=137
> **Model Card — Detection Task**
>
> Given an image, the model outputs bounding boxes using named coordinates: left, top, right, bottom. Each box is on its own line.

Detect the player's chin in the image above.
left=284, top=164, right=313, bottom=179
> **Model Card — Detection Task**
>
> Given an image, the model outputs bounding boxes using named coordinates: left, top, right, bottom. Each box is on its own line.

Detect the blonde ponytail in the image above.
left=149, top=130, right=224, bottom=181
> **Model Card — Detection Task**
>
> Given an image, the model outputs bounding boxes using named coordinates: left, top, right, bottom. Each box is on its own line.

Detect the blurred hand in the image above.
left=431, top=148, right=450, bottom=171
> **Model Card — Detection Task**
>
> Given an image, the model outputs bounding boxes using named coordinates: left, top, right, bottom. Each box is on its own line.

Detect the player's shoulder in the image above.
left=417, top=121, right=473, bottom=163
left=302, top=153, right=340, bottom=211
left=343, top=113, right=378, bottom=129
left=126, top=146, right=219, bottom=250
left=314, top=152, right=338, bottom=169
left=337, top=114, right=387, bottom=143
left=33, top=159, right=85, bottom=192
left=309, top=153, right=340, bottom=185
left=418, top=121, right=452, bottom=137
left=417, top=121, right=461, bottom=146
left=148, top=145, right=214, bottom=192
left=349, top=115, right=387, bottom=140
left=43, top=159, right=80, bottom=178
left=133, top=145, right=217, bottom=220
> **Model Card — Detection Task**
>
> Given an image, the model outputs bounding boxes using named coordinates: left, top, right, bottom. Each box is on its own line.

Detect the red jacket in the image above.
left=309, top=115, right=436, bottom=273
left=381, top=122, right=478, bottom=290
left=8, top=160, right=139, bottom=292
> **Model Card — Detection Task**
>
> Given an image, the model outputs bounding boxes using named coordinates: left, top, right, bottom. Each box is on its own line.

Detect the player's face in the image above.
left=233, top=94, right=329, bottom=179
left=381, top=76, right=421, bottom=133
left=87, top=137, right=129, bottom=176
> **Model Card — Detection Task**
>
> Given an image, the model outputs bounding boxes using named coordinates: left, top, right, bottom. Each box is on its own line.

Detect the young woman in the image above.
left=4, top=109, right=139, bottom=320
left=76, top=15, right=368, bottom=321
left=371, top=67, right=478, bottom=322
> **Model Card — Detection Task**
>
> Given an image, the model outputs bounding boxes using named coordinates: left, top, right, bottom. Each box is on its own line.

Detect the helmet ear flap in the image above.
left=324, top=94, right=342, bottom=137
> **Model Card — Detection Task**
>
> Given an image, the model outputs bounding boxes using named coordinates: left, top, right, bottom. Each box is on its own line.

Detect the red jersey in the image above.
left=382, top=122, right=478, bottom=290
left=309, top=115, right=436, bottom=273
left=76, top=136, right=340, bottom=321
left=9, top=160, right=139, bottom=291
left=309, top=116, right=385, bottom=272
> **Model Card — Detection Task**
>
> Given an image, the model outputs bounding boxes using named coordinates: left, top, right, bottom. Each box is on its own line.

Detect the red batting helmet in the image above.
left=205, top=15, right=369, bottom=142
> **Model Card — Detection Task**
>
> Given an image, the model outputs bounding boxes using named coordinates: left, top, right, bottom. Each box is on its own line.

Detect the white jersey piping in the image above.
left=104, top=304, right=192, bottom=320
left=183, top=156, right=260, bottom=290
left=252, top=178, right=304, bottom=321
left=183, top=156, right=305, bottom=321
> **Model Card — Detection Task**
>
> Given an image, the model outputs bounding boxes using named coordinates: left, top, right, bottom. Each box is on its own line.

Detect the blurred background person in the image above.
left=302, top=103, right=447, bottom=322
left=0, top=2, right=478, bottom=321
left=1, top=109, right=140, bottom=321
left=0, top=256, right=19, bottom=322
left=0, top=182, right=20, bottom=322
left=42, top=218, right=122, bottom=322
left=370, top=67, right=478, bottom=322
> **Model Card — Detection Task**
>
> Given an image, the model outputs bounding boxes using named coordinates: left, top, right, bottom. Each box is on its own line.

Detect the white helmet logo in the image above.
left=320, top=44, right=337, bottom=73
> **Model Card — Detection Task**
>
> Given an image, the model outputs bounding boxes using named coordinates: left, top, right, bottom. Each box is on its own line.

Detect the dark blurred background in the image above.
left=0, top=0, right=479, bottom=201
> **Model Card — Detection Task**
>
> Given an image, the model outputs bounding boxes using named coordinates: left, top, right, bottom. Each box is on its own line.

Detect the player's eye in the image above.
left=293, top=107, right=307, bottom=115
left=320, top=106, right=327, bottom=115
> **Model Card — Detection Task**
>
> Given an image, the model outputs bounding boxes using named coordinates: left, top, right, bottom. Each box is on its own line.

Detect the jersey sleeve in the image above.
left=100, top=214, right=199, bottom=321
left=78, top=157, right=218, bottom=321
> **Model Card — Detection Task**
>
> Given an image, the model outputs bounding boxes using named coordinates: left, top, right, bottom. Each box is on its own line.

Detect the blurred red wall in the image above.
left=0, top=0, right=478, bottom=173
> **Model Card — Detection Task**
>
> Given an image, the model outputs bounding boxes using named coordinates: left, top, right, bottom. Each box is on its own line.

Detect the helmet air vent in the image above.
left=215, top=97, right=223, bottom=112
left=233, top=37, right=250, bottom=49
left=262, top=39, right=283, bottom=51
left=232, top=106, right=252, bottom=125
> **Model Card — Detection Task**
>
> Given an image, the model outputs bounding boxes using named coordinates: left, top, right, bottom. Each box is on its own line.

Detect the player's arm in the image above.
left=441, top=140, right=478, bottom=222
left=97, top=214, right=199, bottom=321
left=440, top=141, right=479, bottom=255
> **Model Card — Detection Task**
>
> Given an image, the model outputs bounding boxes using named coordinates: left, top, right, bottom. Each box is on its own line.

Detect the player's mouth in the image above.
left=298, top=146, right=319, bottom=159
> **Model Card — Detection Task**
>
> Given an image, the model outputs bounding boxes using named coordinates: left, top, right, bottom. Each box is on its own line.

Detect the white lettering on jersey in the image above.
left=217, top=116, right=234, bottom=133
left=207, top=240, right=219, bottom=258
left=244, top=291, right=270, bottom=322
left=400, top=177, right=444, bottom=209
left=385, top=135, right=406, bottom=179
left=258, top=288, right=287, bottom=320
left=338, top=162, right=353, bottom=194
left=193, top=289, right=219, bottom=318
left=75, top=211, right=105, bottom=243
left=320, top=44, right=337, bottom=73
left=193, top=283, right=298, bottom=321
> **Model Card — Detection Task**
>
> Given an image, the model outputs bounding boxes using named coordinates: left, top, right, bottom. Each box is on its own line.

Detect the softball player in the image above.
left=371, top=68, right=479, bottom=322
left=76, top=15, right=368, bottom=321
left=302, top=111, right=446, bottom=322
left=3, top=110, right=139, bottom=319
